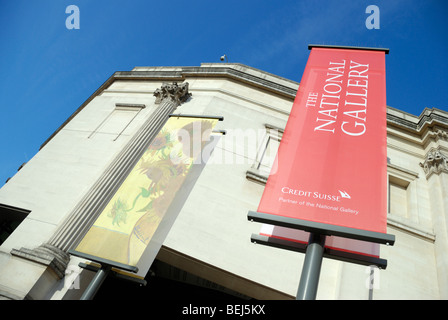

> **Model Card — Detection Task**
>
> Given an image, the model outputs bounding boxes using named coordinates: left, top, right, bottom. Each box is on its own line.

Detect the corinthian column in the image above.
left=12, top=82, right=191, bottom=280
left=420, top=147, right=448, bottom=298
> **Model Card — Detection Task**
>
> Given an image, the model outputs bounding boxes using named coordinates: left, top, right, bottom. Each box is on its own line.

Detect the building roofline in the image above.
left=39, top=64, right=299, bottom=149
left=39, top=63, right=448, bottom=150
left=387, top=105, right=448, bottom=133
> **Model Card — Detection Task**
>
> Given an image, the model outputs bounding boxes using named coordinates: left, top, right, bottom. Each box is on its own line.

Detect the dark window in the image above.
left=0, top=204, right=30, bottom=246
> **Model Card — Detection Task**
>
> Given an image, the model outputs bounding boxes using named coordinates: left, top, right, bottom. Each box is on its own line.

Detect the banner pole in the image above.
left=80, top=265, right=111, bottom=300
left=296, top=233, right=326, bottom=300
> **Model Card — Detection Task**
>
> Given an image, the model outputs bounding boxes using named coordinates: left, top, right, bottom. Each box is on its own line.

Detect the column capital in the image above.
left=420, top=148, right=448, bottom=179
left=154, top=82, right=191, bottom=106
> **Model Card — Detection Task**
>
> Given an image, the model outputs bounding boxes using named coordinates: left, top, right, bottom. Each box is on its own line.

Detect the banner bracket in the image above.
left=248, top=211, right=393, bottom=299
left=248, top=211, right=395, bottom=246
left=308, top=44, right=389, bottom=54
left=169, top=113, right=224, bottom=121
left=69, top=249, right=143, bottom=300
left=78, top=262, right=147, bottom=286
left=250, top=233, right=388, bottom=269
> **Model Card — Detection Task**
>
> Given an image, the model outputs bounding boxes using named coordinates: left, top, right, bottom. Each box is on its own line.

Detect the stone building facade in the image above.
left=0, top=63, right=447, bottom=300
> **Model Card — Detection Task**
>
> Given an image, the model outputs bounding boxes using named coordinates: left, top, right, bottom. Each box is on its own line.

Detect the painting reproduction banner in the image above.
left=73, top=115, right=221, bottom=276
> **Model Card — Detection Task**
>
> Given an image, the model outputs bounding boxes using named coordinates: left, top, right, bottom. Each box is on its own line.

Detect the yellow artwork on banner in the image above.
left=75, top=116, right=218, bottom=266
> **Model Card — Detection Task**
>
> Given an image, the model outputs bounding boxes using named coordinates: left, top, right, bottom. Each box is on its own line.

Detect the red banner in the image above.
left=258, top=46, right=387, bottom=237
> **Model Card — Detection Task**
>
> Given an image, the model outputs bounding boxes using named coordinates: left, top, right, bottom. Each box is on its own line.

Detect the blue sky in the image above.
left=0, top=0, right=447, bottom=187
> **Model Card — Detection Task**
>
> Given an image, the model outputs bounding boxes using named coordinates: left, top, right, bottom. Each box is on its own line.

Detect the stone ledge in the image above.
left=10, top=244, right=69, bottom=279
left=387, top=215, right=435, bottom=242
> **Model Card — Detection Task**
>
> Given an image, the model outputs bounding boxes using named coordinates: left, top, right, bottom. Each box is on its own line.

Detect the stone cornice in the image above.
left=39, top=63, right=448, bottom=150
left=387, top=106, right=448, bottom=135
left=39, top=64, right=298, bottom=150
left=121, top=64, right=299, bottom=98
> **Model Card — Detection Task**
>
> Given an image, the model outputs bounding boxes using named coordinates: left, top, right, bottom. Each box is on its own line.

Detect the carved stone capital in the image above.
left=420, top=148, right=448, bottom=179
left=154, top=82, right=191, bottom=106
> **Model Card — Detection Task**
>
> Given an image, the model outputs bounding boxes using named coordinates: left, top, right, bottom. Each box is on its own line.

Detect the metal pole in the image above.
left=80, top=265, right=111, bottom=300
left=296, top=233, right=326, bottom=300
